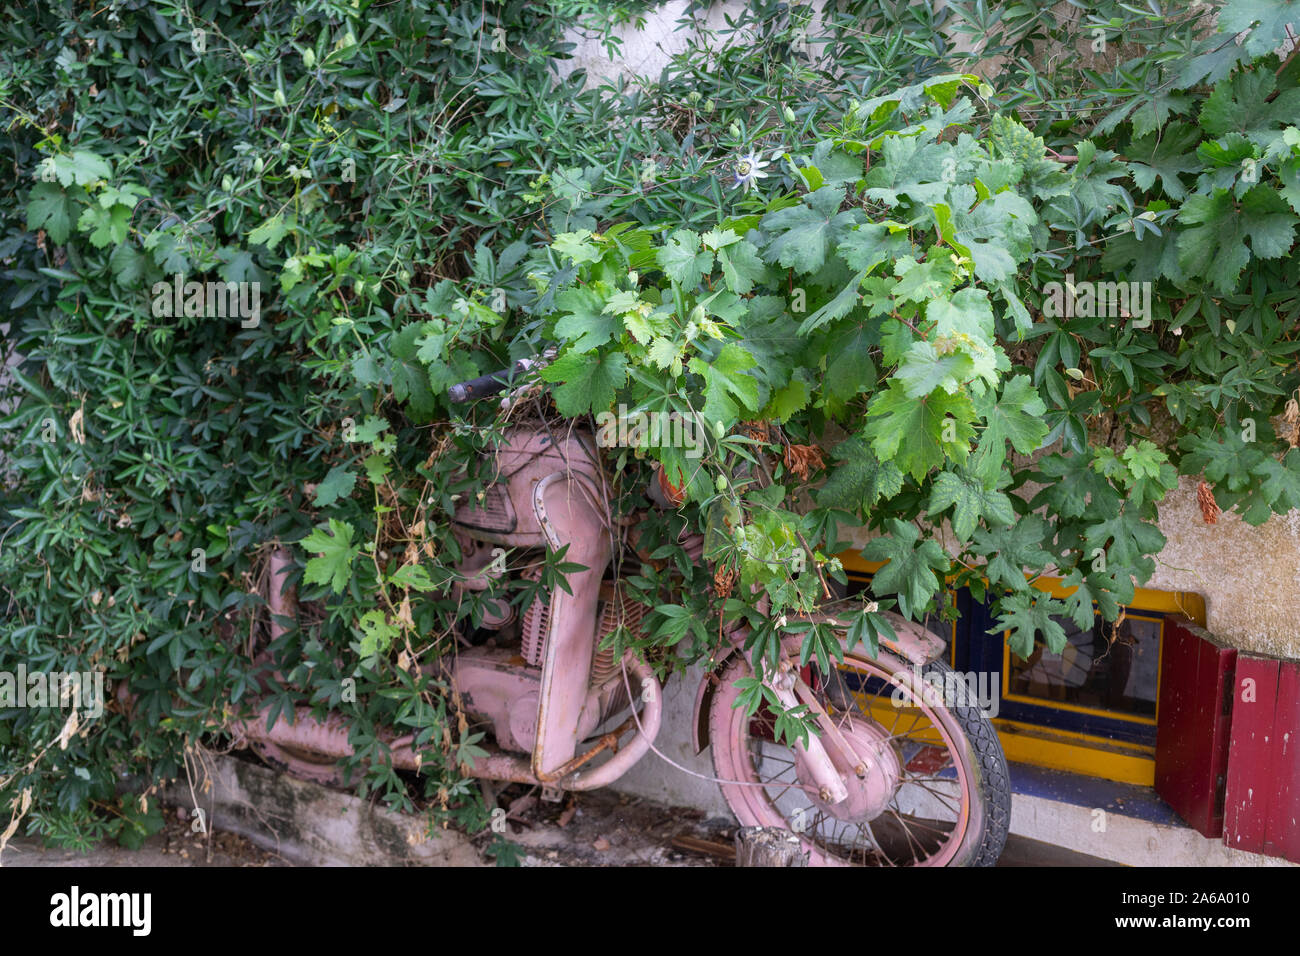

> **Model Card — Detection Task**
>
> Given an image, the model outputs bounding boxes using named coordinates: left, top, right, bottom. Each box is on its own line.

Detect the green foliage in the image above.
left=3, top=0, right=1299, bottom=854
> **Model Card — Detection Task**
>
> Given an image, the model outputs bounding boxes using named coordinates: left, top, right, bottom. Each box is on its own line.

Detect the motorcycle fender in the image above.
left=690, top=612, right=944, bottom=754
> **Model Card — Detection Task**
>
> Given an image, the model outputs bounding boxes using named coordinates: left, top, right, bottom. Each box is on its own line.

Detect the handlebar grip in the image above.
left=448, top=353, right=553, bottom=404
left=448, top=370, right=512, bottom=404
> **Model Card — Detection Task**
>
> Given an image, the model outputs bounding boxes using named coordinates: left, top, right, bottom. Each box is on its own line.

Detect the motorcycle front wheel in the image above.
left=709, top=644, right=1010, bottom=866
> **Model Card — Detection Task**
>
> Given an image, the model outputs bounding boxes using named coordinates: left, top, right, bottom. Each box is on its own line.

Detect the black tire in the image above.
left=920, top=659, right=1011, bottom=867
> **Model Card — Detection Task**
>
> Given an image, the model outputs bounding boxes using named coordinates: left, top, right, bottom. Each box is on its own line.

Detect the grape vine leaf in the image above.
left=26, top=182, right=74, bottom=244
left=1082, top=508, right=1167, bottom=584
left=51, top=150, right=112, bottom=187
left=991, top=592, right=1070, bottom=658
left=1217, top=0, right=1300, bottom=58
left=970, top=375, right=1049, bottom=487
left=540, top=350, right=628, bottom=415
left=553, top=287, right=619, bottom=352
left=972, top=515, right=1055, bottom=592
left=688, top=343, right=761, bottom=424
left=861, top=519, right=951, bottom=620
left=864, top=380, right=976, bottom=480
left=1126, top=123, right=1201, bottom=201
left=657, top=229, right=714, bottom=288
left=1199, top=51, right=1300, bottom=147
left=1060, top=567, right=1122, bottom=630
left=815, top=436, right=905, bottom=511
left=927, top=468, right=1017, bottom=541
left=760, top=186, right=859, bottom=275
left=314, top=465, right=358, bottom=507
left=717, top=239, right=768, bottom=294
left=1177, top=185, right=1297, bottom=291
left=1252, top=449, right=1300, bottom=512
left=301, top=519, right=361, bottom=594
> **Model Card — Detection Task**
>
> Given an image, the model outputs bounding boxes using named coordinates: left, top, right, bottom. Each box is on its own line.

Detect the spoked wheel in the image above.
left=709, top=645, right=1010, bottom=866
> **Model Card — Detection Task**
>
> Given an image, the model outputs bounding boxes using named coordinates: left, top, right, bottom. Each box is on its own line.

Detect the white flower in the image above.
left=732, top=150, right=769, bottom=193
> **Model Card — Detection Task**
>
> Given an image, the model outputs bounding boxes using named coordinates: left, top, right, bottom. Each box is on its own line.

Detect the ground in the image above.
left=3, top=784, right=1110, bottom=867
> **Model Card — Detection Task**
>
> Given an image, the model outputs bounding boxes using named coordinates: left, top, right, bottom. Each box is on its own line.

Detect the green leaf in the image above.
left=717, top=239, right=768, bottom=294
left=77, top=203, right=132, bottom=248
left=1252, top=449, right=1300, bottom=512
left=350, top=415, right=389, bottom=445
left=1060, top=567, right=1121, bottom=630
left=970, top=375, right=1049, bottom=487
left=26, top=182, right=74, bottom=244
left=390, top=323, right=440, bottom=418
left=1083, top=508, right=1167, bottom=584
left=358, top=609, right=399, bottom=661
left=248, top=213, right=290, bottom=251
left=688, top=343, right=761, bottom=424
left=301, top=520, right=361, bottom=594
left=948, top=189, right=1037, bottom=283
left=815, top=436, right=905, bottom=511
left=108, top=242, right=147, bottom=285
left=552, top=230, right=602, bottom=265
left=972, top=516, right=1055, bottom=592
left=823, top=321, right=879, bottom=404
left=896, top=340, right=976, bottom=398
left=1176, top=185, right=1297, bottom=292
left=864, top=380, right=976, bottom=481
left=991, top=592, right=1069, bottom=658
left=860, top=519, right=950, bottom=620
left=797, top=270, right=866, bottom=335
left=764, top=375, right=811, bottom=422
left=553, top=288, right=619, bottom=353
left=760, top=186, right=858, bottom=275
left=1198, top=55, right=1300, bottom=146
left=891, top=255, right=954, bottom=303
left=1030, top=451, right=1123, bottom=520
left=389, top=564, right=437, bottom=592
left=1217, top=0, right=1300, bottom=57
left=51, top=150, right=112, bottom=187
left=1125, top=123, right=1201, bottom=201
left=701, top=227, right=740, bottom=250
left=656, top=229, right=713, bottom=287
left=926, top=468, right=1016, bottom=541
left=844, top=609, right=895, bottom=659
left=363, top=454, right=391, bottom=485
left=539, top=350, right=628, bottom=416
left=836, top=221, right=912, bottom=273
left=1121, top=440, right=1168, bottom=482
left=314, top=465, right=358, bottom=507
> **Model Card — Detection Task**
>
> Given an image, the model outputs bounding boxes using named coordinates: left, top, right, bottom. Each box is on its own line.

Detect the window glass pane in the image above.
left=1007, top=615, right=1161, bottom=718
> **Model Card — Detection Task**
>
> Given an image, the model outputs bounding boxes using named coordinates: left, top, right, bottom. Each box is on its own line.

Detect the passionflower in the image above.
left=732, top=150, right=769, bottom=192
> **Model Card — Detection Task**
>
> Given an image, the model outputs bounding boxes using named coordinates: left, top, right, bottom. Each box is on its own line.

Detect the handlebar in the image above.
left=447, top=367, right=514, bottom=404
left=447, top=354, right=550, bottom=404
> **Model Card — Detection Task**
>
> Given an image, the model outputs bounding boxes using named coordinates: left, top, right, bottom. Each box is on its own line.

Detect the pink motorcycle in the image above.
left=237, top=364, right=1011, bottom=866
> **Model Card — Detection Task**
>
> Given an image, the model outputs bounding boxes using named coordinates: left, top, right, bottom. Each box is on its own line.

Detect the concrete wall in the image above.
left=598, top=662, right=733, bottom=816
left=1147, top=477, right=1300, bottom=660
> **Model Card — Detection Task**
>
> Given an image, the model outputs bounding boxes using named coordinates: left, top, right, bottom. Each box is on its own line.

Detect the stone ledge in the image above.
left=164, top=754, right=485, bottom=867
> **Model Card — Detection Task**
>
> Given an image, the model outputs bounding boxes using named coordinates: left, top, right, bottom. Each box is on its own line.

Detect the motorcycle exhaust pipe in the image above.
left=232, top=652, right=663, bottom=790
